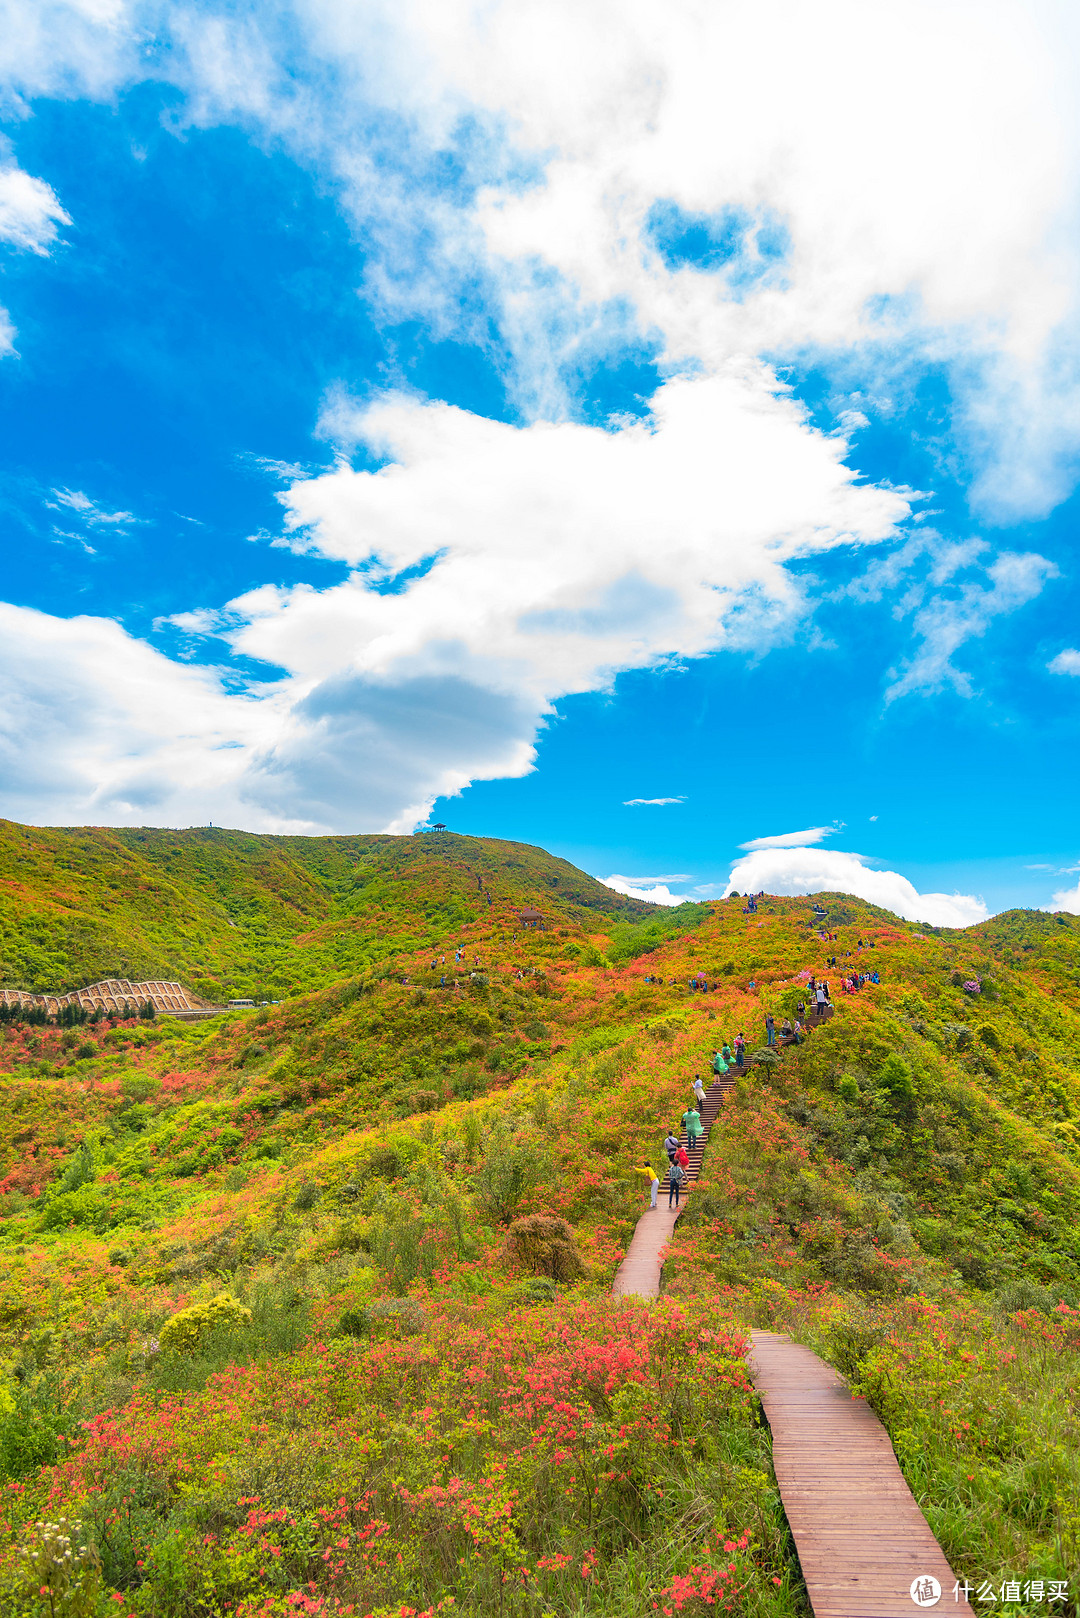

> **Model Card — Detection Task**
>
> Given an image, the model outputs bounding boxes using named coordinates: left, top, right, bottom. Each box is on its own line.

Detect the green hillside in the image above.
left=0, top=820, right=655, bottom=1000
left=0, top=828, right=1078, bottom=1617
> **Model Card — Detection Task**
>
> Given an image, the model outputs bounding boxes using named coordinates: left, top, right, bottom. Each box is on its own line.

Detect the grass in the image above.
left=1, top=839, right=1080, bottom=1613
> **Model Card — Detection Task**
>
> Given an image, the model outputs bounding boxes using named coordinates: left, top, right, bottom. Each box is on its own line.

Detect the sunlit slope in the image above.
left=0, top=820, right=652, bottom=998
left=2, top=886, right=1080, bottom=1606
left=3, top=886, right=1079, bottom=1287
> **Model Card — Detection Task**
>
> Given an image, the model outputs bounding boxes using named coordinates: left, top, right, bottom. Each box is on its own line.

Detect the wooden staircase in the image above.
left=662, top=1003, right=835, bottom=1194
left=662, top=1068, right=738, bottom=1194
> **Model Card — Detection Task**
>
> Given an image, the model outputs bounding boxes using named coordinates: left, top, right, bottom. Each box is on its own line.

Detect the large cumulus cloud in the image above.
left=724, top=844, right=988, bottom=928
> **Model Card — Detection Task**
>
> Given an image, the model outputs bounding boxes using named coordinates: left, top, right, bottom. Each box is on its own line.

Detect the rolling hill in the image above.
left=0, top=820, right=657, bottom=1001
left=0, top=824, right=1078, bottom=1617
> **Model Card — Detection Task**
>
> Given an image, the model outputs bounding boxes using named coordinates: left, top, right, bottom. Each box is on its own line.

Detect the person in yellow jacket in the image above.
left=641, top=1161, right=660, bottom=1209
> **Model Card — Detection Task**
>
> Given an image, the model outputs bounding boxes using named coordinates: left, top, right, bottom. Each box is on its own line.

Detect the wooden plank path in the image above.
left=610, top=1023, right=974, bottom=1618
left=749, top=1331, right=973, bottom=1618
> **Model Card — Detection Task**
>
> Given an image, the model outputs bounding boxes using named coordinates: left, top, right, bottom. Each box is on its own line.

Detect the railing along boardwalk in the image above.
left=610, top=999, right=974, bottom=1618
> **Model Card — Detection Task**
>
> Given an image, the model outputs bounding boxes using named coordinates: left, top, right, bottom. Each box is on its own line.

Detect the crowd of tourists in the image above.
left=637, top=972, right=869, bottom=1212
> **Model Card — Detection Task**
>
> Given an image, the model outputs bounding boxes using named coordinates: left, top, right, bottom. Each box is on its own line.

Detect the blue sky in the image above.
left=1, top=1, right=1079, bottom=923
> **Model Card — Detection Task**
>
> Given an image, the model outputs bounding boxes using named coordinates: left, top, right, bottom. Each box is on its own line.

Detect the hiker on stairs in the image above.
left=668, top=1158, right=687, bottom=1207
left=663, top=1128, right=681, bottom=1164
left=692, top=1075, right=707, bottom=1108
left=681, top=1105, right=703, bottom=1147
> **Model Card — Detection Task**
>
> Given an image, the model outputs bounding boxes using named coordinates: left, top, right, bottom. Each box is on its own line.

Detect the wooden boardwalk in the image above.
left=611, top=1199, right=683, bottom=1298
left=610, top=1027, right=973, bottom=1618
left=750, top=1331, right=973, bottom=1618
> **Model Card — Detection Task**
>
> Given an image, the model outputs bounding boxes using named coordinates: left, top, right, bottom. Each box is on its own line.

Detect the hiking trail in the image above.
left=610, top=1004, right=975, bottom=1618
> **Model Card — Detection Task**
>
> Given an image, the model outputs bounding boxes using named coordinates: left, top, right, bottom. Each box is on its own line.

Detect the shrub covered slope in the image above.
left=1, top=826, right=1078, bottom=1617
left=0, top=821, right=656, bottom=1001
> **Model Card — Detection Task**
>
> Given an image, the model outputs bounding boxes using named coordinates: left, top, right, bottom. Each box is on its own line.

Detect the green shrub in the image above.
left=504, top=1215, right=585, bottom=1282
left=38, top=1186, right=109, bottom=1233
left=517, top=1276, right=558, bottom=1305
left=477, top=1130, right=553, bottom=1223
left=158, top=1293, right=253, bottom=1357
left=53, top=1142, right=95, bottom=1197
left=0, top=1396, right=65, bottom=1482
left=878, top=1052, right=916, bottom=1113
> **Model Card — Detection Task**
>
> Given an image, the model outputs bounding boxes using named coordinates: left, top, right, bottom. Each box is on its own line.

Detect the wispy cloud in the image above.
left=46, top=488, right=143, bottom=528
left=886, top=552, right=1057, bottom=701
left=1048, top=648, right=1080, bottom=676
left=740, top=826, right=837, bottom=851
left=623, top=795, right=686, bottom=806
left=611, top=873, right=692, bottom=883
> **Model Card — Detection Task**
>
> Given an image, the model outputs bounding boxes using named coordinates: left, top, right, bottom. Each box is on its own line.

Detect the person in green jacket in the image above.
left=711, top=1049, right=728, bottom=1075
left=681, top=1106, right=703, bottom=1146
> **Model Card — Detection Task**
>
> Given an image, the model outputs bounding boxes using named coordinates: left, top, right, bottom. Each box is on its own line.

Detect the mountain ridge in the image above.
left=0, top=823, right=1078, bottom=1613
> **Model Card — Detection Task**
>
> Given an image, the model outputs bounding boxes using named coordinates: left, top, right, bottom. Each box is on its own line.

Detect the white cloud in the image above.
left=0, top=602, right=293, bottom=830
left=5, top=3, right=1080, bottom=512
left=1048, top=648, right=1080, bottom=676
left=47, top=488, right=140, bottom=527
left=739, top=826, right=835, bottom=851
left=624, top=796, right=685, bottom=806
left=0, top=151, right=69, bottom=355
left=0, top=371, right=912, bottom=833
left=1046, top=879, right=1080, bottom=914
left=0, top=159, right=68, bottom=254
left=599, top=874, right=686, bottom=906
left=0, top=1, right=1073, bottom=831
left=885, top=550, right=1057, bottom=700
left=206, top=375, right=902, bottom=828
left=724, top=845, right=988, bottom=928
